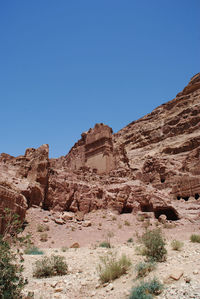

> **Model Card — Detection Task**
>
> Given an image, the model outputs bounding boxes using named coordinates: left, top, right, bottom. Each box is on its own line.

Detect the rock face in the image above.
left=0, top=73, right=200, bottom=228
left=0, top=144, right=49, bottom=232
left=60, top=123, right=115, bottom=174
left=0, top=185, right=27, bottom=234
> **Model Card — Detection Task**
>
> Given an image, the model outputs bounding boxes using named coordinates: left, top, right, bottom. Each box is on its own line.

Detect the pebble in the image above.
left=193, top=270, right=198, bottom=275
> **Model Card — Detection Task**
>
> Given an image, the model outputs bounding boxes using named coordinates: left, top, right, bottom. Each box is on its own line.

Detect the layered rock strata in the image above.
left=0, top=73, right=200, bottom=228
left=0, top=144, right=49, bottom=232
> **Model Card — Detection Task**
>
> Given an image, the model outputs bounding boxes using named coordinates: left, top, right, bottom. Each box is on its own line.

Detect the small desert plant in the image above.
left=33, top=255, right=68, bottom=278
left=171, top=239, right=183, bottom=251
left=127, top=237, right=133, bottom=243
left=112, top=216, right=117, bottom=221
left=99, top=231, right=114, bottom=248
left=107, top=231, right=114, bottom=241
left=97, top=253, right=131, bottom=283
left=135, top=261, right=156, bottom=278
left=118, top=224, right=122, bottom=229
left=163, top=222, right=176, bottom=229
left=61, top=246, right=68, bottom=252
left=99, top=241, right=111, bottom=248
left=142, top=219, right=151, bottom=229
left=40, top=233, right=48, bottom=242
left=190, top=234, right=200, bottom=243
left=24, top=246, right=44, bottom=255
left=137, top=215, right=145, bottom=222
left=135, top=245, right=147, bottom=256
left=37, top=224, right=49, bottom=232
left=141, top=229, right=167, bottom=262
left=124, top=220, right=130, bottom=226
left=129, top=278, right=163, bottom=299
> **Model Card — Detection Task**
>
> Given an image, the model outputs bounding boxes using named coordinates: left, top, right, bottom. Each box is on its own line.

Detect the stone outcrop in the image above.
left=61, top=123, right=115, bottom=174
left=85, top=123, right=115, bottom=173
left=46, top=73, right=199, bottom=221
left=0, top=73, right=200, bottom=228
left=0, top=185, right=27, bottom=233
left=0, top=144, right=49, bottom=230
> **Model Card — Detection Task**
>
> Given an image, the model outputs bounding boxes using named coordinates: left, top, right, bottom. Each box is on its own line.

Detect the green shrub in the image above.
left=33, top=255, right=68, bottom=278
left=190, top=234, right=200, bottom=243
left=40, top=233, right=48, bottom=242
left=142, top=219, right=151, bottom=229
left=127, top=238, right=133, bottom=243
left=0, top=237, right=27, bottom=298
left=99, top=241, right=111, bottom=248
left=137, top=215, right=145, bottom=222
left=24, top=246, right=44, bottom=255
left=135, top=261, right=156, bottom=278
left=0, top=209, right=29, bottom=298
left=135, top=245, right=147, bottom=256
left=61, top=246, right=68, bottom=252
left=141, top=229, right=167, bottom=262
left=37, top=224, right=49, bottom=232
left=97, top=253, right=131, bottom=283
left=171, top=239, right=183, bottom=251
left=124, top=220, right=130, bottom=226
left=129, top=278, right=163, bottom=299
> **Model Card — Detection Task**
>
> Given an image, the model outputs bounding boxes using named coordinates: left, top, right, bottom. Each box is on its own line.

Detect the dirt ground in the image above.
left=21, top=207, right=200, bottom=299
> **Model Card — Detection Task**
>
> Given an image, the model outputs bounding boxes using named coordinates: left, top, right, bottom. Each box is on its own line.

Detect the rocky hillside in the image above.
left=0, top=73, right=200, bottom=232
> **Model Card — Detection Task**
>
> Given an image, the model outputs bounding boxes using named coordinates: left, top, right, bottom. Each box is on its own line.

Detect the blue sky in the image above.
left=0, top=1, right=199, bottom=158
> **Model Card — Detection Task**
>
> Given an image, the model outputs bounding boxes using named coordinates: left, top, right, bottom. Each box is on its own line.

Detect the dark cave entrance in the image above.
left=195, top=193, right=199, bottom=200
left=182, top=196, right=189, bottom=201
left=154, top=206, right=179, bottom=221
left=140, top=203, right=153, bottom=212
left=121, top=206, right=133, bottom=214
left=160, top=177, right=165, bottom=183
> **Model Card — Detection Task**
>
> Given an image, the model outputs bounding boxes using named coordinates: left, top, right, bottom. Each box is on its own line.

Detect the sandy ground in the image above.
left=20, top=208, right=200, bottom=299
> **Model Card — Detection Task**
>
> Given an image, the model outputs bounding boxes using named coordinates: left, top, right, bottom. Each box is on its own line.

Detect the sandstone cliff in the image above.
left=0, top=73, right=200, bottom=231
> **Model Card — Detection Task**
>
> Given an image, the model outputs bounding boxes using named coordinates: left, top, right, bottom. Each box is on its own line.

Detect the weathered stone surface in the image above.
left=0, top=185, right=27, bottom=233
left=169, top=269, right=184, bottom=281
left=70, top=242, right=80, bottom=248
left=0, top=144, right=49, bottom=230
left=58, top=123, right=115, bottom=174
left=0, top=74, right=200, bottom=226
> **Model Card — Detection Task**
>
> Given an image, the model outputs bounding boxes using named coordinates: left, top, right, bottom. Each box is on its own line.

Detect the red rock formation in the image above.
left=47, top=73, right=200, bottom=220
left=0, top=185, right=27, bottom=233
left=0, top=144, right=49, bottom=231
left=61, top=123, right=115, bottom=174
left=0, top=73, right=200, bottom=227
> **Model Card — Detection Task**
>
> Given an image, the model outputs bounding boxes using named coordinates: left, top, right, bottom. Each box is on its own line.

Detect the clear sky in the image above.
left=0, top=1, right=199, bottom=158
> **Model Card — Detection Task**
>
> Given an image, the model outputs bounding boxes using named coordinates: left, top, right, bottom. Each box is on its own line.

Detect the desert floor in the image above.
left=21, top=207, right=200, bottom=299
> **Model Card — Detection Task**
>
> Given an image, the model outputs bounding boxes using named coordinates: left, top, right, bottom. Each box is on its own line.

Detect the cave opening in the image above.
left=121, top=206, right=133, bottom=214
left=154, top=207, right=179, bottom=221
left=182, top=196, right=189, bottom=201
left=97, top=190, right=103, bottom=199
left=160, top=178, right=165, bottom=183
left=177, top=196, right=181, bottom=200
left=140, top=203, right=153, bottom=212
left=195, top=193, right=199, bottom=200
